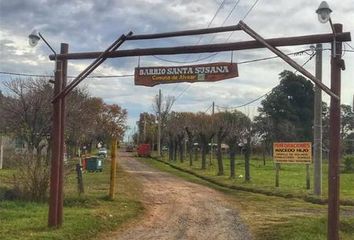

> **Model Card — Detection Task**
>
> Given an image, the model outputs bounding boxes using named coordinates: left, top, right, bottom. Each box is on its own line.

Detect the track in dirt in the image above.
left=106, top=152, right=251, bottom=240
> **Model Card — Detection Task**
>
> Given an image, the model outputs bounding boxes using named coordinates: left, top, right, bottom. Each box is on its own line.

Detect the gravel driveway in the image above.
left=106, top=152, right=252, bottom=240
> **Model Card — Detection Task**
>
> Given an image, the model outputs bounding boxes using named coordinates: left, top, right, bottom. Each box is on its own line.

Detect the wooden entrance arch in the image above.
left=47, top=20, right=350, bottom=240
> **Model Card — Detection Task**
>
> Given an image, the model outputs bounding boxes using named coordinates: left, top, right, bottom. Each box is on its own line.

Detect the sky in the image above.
left=0, top=0, right=353, bottom=140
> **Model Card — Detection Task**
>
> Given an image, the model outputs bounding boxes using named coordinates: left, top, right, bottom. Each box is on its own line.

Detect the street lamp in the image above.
left=28, top=30, right=57, bottom=60
left=316, top=1, right=332, bottom=23
left=316, top=2, right=344, bottom=240
left=316, top=1, right=337, bottom=56
left=28, top=29, right=65, bottom=228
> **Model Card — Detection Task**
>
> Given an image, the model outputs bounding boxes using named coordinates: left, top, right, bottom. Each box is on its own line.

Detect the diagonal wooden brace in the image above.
left=239, top=21, right=339, bottom=100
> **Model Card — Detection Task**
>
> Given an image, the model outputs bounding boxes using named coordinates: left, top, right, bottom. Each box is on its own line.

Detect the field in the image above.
left=157, top=154, right=354, bottom=202
left=0, top=160, right=144, bottom=240
left=141, top=157, right=354, bottom=240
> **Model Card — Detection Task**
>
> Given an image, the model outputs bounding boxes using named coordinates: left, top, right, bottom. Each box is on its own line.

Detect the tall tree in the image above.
left=99, top=103, right=128, bottom=141
left=136, top=112, right=157, bottom=146
left=340, top=104, right=354, bottom=140
left=214, top=112, right=230, bottom=176
left=194, top=113, right=214, bottom=170
left=184, top=112, right=198, bottom=166
left=256, top=70, right=314, bottom=142
left=1, top=78, right=52, bottom=155
left=152, top=93, right=175, bottom=151
left=224, top=110, right=251, bottom=178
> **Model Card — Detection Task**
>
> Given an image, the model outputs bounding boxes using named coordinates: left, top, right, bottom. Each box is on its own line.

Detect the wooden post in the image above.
left=306, top=164, right=310, bottom=190
left=0, top=135, right=3, bottom=169
left=328, top=24, right=343, bottom=240
left=314, top=43, right=323, bottom=196
left=109, top=138, right=117, bottom=199
left=157, top=89, right=162, bottom=157
left=58, top=43, right=68, bottom=227
left=48, top=59, right=62, bottom=227
left=275, top=163, right=280, bottom=187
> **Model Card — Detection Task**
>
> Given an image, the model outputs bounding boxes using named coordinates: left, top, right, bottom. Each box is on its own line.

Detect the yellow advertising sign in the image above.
left=273, top=142, right=312, bottom=164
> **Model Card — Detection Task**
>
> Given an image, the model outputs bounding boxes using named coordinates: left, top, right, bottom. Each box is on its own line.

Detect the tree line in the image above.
left=135, top=70, right=354, bottom=179
left=0, top=77, right=127, bottom=201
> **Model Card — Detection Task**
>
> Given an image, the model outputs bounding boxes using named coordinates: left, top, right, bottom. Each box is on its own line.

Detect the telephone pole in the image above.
left=0, top=135, right=3, bottom=169
left=143, top=114, right=146, bottom=143
left=209, top=102, right=215, bottom=165
left=314, top=43, right=323, bottom=196
left=157, top=89, right=162, bottom=157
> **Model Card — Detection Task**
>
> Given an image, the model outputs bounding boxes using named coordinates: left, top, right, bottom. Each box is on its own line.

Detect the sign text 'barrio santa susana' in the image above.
left=134, top=62, right=238, bottom=86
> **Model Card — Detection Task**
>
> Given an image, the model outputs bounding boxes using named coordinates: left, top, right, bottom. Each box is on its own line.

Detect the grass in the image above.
left=155, top=153, right=354, bottom=202
left=0, top=159, right=144, bottom=240
left=140, top=157, right=354, bottom=240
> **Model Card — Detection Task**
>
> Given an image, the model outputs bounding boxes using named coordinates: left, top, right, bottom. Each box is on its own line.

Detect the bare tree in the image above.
left=213, top=112, right=230, bottom=176
left=1, top=78, right=52, bottom=155
left=1, top=78, right=52, bottom=201
left=224, top=110, right=251, bottom=178
left=184, top=112, right=197, bottom=166
left=194, top=113, right=214, bottom=170
left=152, top=93, right=175, bottom=152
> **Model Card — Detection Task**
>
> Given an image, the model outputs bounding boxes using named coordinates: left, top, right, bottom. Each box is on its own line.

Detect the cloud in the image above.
left=1, top=0, right=353, bottom=134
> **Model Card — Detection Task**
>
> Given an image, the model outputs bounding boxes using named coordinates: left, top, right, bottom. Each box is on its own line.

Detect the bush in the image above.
left=8, top=153, right=50, bottom=202
left=2, top=146, right=19, bottom=169
left=343, top=155, right=354, bottom=172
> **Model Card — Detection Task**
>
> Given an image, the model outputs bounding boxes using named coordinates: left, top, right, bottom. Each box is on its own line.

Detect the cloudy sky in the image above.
left=0, top=0, right=353, bottom=138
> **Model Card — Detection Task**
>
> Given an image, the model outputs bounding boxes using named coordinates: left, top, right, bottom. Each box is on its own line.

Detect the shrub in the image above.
left=2, top=146, right=19, bottom=169
left=343, top=155, right=354, bottom=172
left=9, top=153, right=50, bottom=202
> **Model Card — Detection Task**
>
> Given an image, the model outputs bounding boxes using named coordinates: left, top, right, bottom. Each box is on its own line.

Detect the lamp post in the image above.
left=316, top=2, right=343, bottom=240
left=28, top=31, right=68, bottom=228
left=29, top=30, right=58, bottom=62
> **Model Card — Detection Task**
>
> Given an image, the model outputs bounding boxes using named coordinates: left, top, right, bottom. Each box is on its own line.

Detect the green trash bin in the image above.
left=86, top=157, right=103, bottom=172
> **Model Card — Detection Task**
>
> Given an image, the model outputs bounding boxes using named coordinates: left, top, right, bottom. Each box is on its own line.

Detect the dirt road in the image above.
left=106, top=152, right=251, bottom=240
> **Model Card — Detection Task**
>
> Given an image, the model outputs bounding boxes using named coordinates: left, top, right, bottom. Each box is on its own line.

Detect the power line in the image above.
left=207, top=0, right=261, bottom=63
left=206, top=0, right=227, bottom=28
left=0, top=71, right=134, bottom=79
left=215, top=49, right=317, bottom=111
left=216, top=90, right=270, bottom=111
left=204, top=103, right=213, bottom=113
left=241, top=0, right=261, bottom=21
left=0, top=48, right=314, bottom=80
left=152, top=53, right=218, bottom=64
left=174, top=84, right=191, bottom=102
left=294, top=51, right=316, bottom=74
left=221, top=0, right=242, bottom=26
left=168, top=0, right=231, bottom=100
left=3, top=48, right=348, bottom=80
left=152, top=0, right=227, bottom=64
left=237, top=48, right=312, bottom=65
left=345, top=42, right=354, bottom=50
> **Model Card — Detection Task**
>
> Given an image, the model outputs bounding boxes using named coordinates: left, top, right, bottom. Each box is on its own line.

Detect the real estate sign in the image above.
left=273, top=142, right=312, bottom=164
left=134, top=62, right=238, bottom=86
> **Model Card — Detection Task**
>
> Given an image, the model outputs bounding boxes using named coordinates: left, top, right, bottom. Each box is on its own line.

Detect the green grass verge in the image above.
left=154, top=154, right=354, bottom=204
left=140, top=157, right=354, bottom=240
left=0, top=161, right=144, bottom=240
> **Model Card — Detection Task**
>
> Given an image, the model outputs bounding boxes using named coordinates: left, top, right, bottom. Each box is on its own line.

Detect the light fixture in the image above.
left=316, top=1, right=332, bottom=24
left=28, top=29, right=57, bottom=61
left=28, top=30, right=40, bottom=47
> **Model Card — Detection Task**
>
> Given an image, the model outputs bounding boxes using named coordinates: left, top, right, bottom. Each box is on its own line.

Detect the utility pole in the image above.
left=58, top=43, right=68, bottom=226
left=0, top=135, right=3, bottom=169
left=314, top=43, right=323, bottom=196
left=157, top=89, right=162, bottom=157
left=109, top=138, right=117, bottom=199
left=209, top=102, right=215, bottom=165
left=143, top=114, right=146, bottom=143
left=328, top=23, right=343, bottom=240
left=48, top=56, right=63, bottom=228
